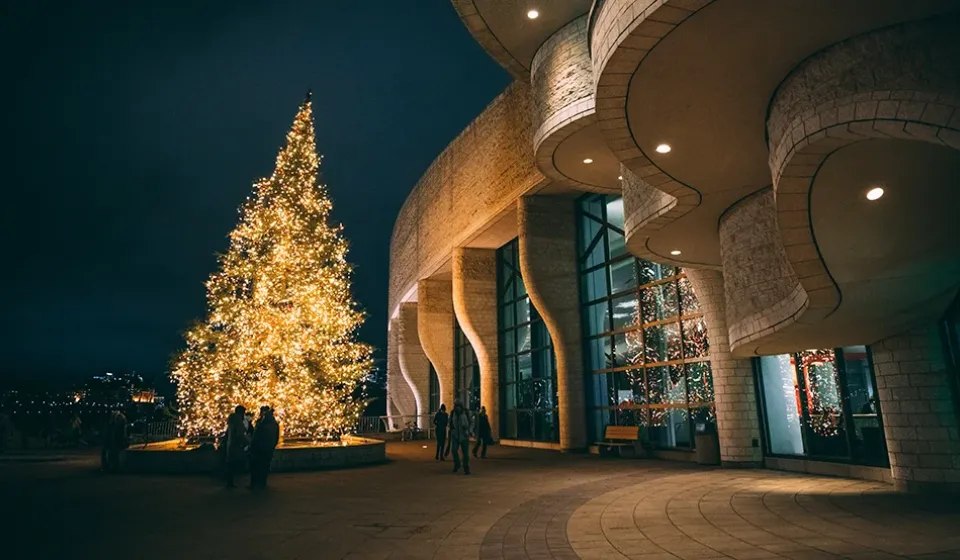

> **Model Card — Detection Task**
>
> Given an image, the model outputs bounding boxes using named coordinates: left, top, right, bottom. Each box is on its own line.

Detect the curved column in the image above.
left=387, top=317, right=416, bottom=430
left=418, top=278, right=456, bottom=411
left=767, top=17, right=960, bottom=327
left=873, top=326, right=960, bottom=494
left=452, top=247, right=500, bottom=440
left=718, top=188, right=806, bottom=354
left=397, top=302, right=430, bottom=427
left=517, top=196, right=587, bottom=451
left=684, top=268, right=763, bottom=467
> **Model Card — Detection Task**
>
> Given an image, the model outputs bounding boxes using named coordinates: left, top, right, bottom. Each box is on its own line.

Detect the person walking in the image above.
left=448, top=400, right=472, bottom=475
left=249, top=406, right=280, bottom=489
left=433, top=404, right=449, bottom=461
left=472, top=406, right=492, bottom=459
left=224, top=405, right=249, bottom=488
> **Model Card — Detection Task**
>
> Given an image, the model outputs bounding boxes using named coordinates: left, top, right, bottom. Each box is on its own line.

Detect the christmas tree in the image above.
left=172, top=93, right=373, bottom=441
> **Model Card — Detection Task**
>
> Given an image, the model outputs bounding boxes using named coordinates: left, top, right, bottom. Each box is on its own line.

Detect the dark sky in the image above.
left=1, top=1, right=509, bottom=383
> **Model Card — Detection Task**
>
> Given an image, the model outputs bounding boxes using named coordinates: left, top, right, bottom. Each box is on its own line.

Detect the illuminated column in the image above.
left=873, top=326, right=960, bottom=493
left=685, top=268, right=763, bottom=467
left=452, top=247, right=499, bottom=440
left=418, top=278, right=456, bottom=410
left=397, top=302, right=430, bottom=427
left=518, top=195, right=587, bottom=451
left=387, top=317, right=415, bottom=430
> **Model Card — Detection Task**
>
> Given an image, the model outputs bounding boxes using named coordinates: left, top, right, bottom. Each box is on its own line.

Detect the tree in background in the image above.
left=172, top=93, right=373, bottom=441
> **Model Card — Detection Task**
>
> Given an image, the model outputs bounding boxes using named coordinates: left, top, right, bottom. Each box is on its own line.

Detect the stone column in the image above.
left=387, top=317, right=416, bottom=430
left=418, top=278, right=456, bottom=410
left=685, top=268, right=763, bottom=467
left=517, top=195, right=587, bottom=451
left=872, top=325, right=960, bottom=493
left=397, top=302, right=431, bottom=428
left=452, top=247, right=499, bottom=440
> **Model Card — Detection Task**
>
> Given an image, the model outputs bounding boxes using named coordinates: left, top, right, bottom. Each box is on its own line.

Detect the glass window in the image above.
left=454, top=320, right=480, bottom=415
left=839, top=346, right=886, bottom=466
left=577, top=194, right=713, bottom=448
left=755, top=348, right=888, bottom=466
left=498, top=238, right=559, bottom=443
left=429, top=364, right=440, bottom=414
left=758, top=354, right=804, bottom=455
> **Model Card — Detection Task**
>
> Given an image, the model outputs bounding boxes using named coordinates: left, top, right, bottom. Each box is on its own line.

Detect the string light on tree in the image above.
left=171, top=92, right=374, bottom=442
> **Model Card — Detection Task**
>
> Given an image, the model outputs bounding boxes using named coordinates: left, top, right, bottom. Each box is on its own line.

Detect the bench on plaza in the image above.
left=597, top=426, right=645, bottom=458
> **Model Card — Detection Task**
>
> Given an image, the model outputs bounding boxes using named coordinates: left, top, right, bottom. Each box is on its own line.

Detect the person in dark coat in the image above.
left=448, top=400, right=472, bottom=475
left=249, top=406, right=280, bottom=489
left=472, top=406, right=492, bottom=459
left=101, top=411, right=128, bottom=473
left=433, top=404, right=448, bottom=461
left=224, top=405, right=249, bottom=488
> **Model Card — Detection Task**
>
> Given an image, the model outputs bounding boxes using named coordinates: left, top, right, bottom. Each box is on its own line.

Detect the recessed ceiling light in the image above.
left=583, top=158, right=593, bottom=164
left=527, top=9, right=539, bottom=19
left=670, top=250, right=682, bottom=256
left=655, top=144, right=672, bottom=154
left=866, top=187, right=884, bottom=201
left=618, top=175, right=623, bottom=180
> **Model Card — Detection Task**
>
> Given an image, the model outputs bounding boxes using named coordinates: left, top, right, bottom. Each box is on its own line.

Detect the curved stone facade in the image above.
left=379, top=1, right=960, bottom=491
left=531, top=16, right=593, bottom=147
left=718, top=188, right=806, bottom=353
left=766, top=17, right=960, bottom=328
left=388, top=82, right=545, bottom=317
left=590, top=0, right=711, bottom=233
left=530, top=16, right=611, bottom=192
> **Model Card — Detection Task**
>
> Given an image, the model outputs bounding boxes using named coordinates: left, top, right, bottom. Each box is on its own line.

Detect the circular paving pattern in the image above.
left=3, top=443, right=959, bottom=559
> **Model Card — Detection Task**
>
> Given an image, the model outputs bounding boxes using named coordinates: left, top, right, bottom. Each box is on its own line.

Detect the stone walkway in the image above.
left=2, top=442, right=958, bottom=559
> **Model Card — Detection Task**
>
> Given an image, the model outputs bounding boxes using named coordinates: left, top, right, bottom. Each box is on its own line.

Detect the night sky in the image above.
left=1, top=1, right=509, bottom=384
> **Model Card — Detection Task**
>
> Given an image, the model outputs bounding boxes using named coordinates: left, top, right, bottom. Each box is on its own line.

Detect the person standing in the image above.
left=472, top=406, right=492, bottom=459
left=224, top=405, right=249, bottom=488
left=433, top=404, right=449, bottom=461
left=101, top=411, right=127, bottom=473
left=448, top=400, right=472, bottom=475
left=249, top=406, right=280, bottom=489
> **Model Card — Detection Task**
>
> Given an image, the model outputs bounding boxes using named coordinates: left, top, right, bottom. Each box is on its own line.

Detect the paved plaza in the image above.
left=2, top=442, right=959, bottom=560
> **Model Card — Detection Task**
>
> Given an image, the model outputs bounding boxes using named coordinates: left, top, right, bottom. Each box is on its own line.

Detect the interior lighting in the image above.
left=618, top=175, right=623, bottom=180
left=527, top=9, right=539, bottom=19
left=655, top=144, right=672, bottom=154
left=583, top=158, right=594, bottom=164
left=866, top=186, right=884, bottom=201
left=670, top=250, right=682, bottom=256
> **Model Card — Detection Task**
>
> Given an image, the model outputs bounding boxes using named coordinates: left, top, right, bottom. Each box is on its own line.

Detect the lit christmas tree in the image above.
left=172, top=93, right=373, bottom=441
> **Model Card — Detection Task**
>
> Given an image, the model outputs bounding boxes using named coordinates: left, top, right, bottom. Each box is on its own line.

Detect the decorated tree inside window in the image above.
left=172, top=93, right=373, bottom=441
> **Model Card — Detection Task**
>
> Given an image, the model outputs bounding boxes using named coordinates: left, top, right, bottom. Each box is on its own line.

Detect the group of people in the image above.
left=223, top=404, right=280, bottom=489
left=431, top=400, right=493, bottom=475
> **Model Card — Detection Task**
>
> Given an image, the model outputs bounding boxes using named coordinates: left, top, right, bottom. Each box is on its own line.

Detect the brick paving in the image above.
left=2, top=442, right=959, bottom=560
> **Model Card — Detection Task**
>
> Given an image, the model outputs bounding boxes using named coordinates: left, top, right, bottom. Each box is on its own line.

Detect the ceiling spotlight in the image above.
left=866, top=187, right=884, bottom=201
left=618, top=175, right=623, bottom=180
left=527, top=9, right=539, bottom=19
left=583, top=158, right=594, bottom=164
left=670, top=250, right=682, bottom=256
left=655, top=144, right=672, bottom=154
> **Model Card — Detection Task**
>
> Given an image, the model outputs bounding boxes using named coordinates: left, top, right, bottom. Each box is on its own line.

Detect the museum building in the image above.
left=388, top=1, right=960, bottom=492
